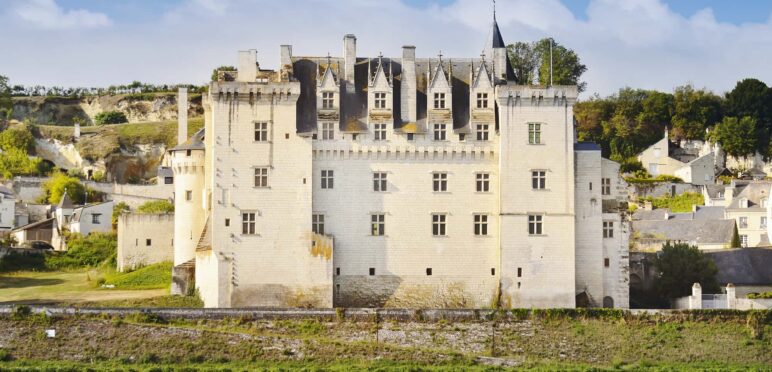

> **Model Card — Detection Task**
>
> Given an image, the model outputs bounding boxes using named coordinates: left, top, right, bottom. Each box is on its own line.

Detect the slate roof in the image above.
left=707, top=248, right=772, bottom=285
left=58, top=192, right=74, bottom=209
left=632, top=209, right=669, bottom=221
left=704, top=184, right=727, bottom=199
left=632, top=219, right=736, bottom=245
left=574, top=142, right=600, bottom=151
left=157, top=166, right=173, bottom=179
left=171, top=128, right=205, bottom=151
left=0, top=185, right=15, bottom=197
left=727, top=181, right=772, bottom=209
left=70, top=201, right=112, bottom=223
left=11, top=217, right=55, bottom=232
left=633, top=206, right=725, bottom=221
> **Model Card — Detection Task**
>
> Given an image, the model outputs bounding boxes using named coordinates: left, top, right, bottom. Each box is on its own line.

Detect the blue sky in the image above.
left=2, top=0, right=772, bottom=96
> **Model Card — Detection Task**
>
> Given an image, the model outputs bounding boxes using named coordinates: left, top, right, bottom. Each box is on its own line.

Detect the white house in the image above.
left=637, top=130, right=715, bottom=185
left=0, top=186, right=16, bottom=232
left=69, top=201, right=114, bottom=236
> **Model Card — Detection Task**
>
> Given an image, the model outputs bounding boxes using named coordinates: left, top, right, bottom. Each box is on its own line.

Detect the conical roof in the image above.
left=491, top=19, right=506, bottom=48
left=58, top=190, right=74, bottom=209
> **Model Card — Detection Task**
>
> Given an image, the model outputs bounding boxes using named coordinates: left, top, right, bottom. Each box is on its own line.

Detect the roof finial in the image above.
left=438, top=50, right=443, bottom=62
left=480, top=51, right=486, bottom=61
left=326, top=52, right=331, bottom=65
left=493, top=0, right=496, bottom=21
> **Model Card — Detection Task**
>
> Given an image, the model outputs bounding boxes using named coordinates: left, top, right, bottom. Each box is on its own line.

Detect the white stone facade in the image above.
left=172, top=28, right=629, bottom=309
left=116, top=213, right=174, bottom=272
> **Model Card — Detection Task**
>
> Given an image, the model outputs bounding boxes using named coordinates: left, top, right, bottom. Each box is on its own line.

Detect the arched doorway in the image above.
left=603, top=296, right=614, bottom=308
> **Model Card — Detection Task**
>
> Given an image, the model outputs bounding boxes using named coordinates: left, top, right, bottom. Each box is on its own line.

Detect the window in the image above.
left=407, top=133, right=414, bottom=141
left=762, top=217, right=768, bottom=229
left=371, top=214, right=385, bottom=236
left=433, top=123, right=447, bottom=141
left=476, top=124, right=489, bottom=141
left=604, top=258, right=610, bottom=267
left=185, top=190, right=192, bottom=201
left=739, top=216, right=748, bottom=228
left=242, top=212, right=256, bottom=235
left=432, top=172, right=448, bottom=192
left=528, top=215, right=543, bottom=235
left=254, top=167, right=268, bottom=188
left=433, top=93, right=445, bottom=109
left=225, top=218, right=230, bottom=227
left=322, top=122, right=334, bottom=140
left=528, top=123, right=541, bottom=144
left=532, top=171, right=546, bottom=190
left=164, top=177, right=173, bottom=184
left=517, top=267, right=522, bottom=277
left=374, top=123, right=387, bottom=141
left=762, top=199, right=768, bottom=208
left=739, top=198, right=748, bottom=208
left=476, top=93, right=488, bottom=108
left=740, top=234, right=748, bottom=247
left=254, top=122, right=268, bottom=142
left=312, top=214, right=324, bottom=235
left=474, top=214, right=488, bottom=236
left=322, top=92, right=334, bottom=109
left=601, top=178, right=611, bottom=196
left=146, top=239, right=152, bottom=246
left=373, top=172, right=387, bottom=192
left=426, top=268, right=432, bottom=276
left=717, top=191, right=724, bottom=199
left=374, top=92, right=387, bottom=109
left=369, top=268, right=376, bottom=276
left=432, top=214, right=447, bottom=236
left=92, top=213, right=101, bottom=224
left=476, top=173, right=490, bottom=192
left=336, top=267, right=340, bottom=276
left=603, top=221, right=614, bottom=238
left=459, top=133, right=466, bottom=142
left=321, top=170, right=334, bottom=189
left=186, top=149, right=191, bottom=156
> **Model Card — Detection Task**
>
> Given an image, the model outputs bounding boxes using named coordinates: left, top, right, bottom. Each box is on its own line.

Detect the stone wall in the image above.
left=117, top=213, right=174, bottom=272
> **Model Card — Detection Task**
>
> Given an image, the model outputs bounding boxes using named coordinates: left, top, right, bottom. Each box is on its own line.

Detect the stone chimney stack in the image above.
left=177, top=87, right=188, bottom=145
left=343, top=34, right=357, bottom=92
left=400, top=45, right=417, bottom=124
left=236, top=49, right=257, bottom=82
left=74, top=122, right=81, bottom=139
left=280, top=45, right=292, bottom=67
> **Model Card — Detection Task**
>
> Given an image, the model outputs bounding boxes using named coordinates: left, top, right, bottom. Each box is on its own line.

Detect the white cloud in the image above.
left=1, top=0, right=771, bottom=98
left=11, top=0, right=111, bottom=30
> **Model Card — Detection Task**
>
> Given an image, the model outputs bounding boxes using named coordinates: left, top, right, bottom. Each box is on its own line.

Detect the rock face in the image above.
left=12, top=94, right=203, bottom=125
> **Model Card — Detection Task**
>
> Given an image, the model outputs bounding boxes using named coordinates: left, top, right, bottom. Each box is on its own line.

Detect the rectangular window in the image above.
left=254, top=167, right=268, bottom=188
left=432, top=213, right=447, bottom=236
left=528, top=123, right=541, bottom=144
left=146, top=239, right=151, bottom=246
left=322, top=122, right=334, bottom=140
left=740, top=235, right=748, bottom=247
left=426, top=268, right=432, bottom=276
left=225, top=218, right=230, bottom=227
left=432, top=172, right=448, bottom=192
left=321, top=170, right=334, bottom=189
left=369, top=268, right=375, bottom=276
left=476, top=124, right=489, bottom=141
left=92, top=214, right=101, bottom=224
left=322, top=92, right=334, bottom=109
left=242, top=212, right=256, bottom=235
left=602, top=178, right=611, bottom=196
left=603, top=221, right=614, bottom=238
left=531, top=171, right=546, bottom=190
left=528, top=215, right=543, bottom=235
left=407, top=133, right=414, bottom=141
left=373, top=172, right=387, bottom=192
left=433, top=123, right=446, bottom=141
left=739, top=216, right=748, bottom=228
left=474, top=214, right=488, bottom=236
left=371, top=214, right=385, bottom=236
left=254, top=122, right=268, bottom=142
left=164, top=177, right=173, bottom=184
left=476, top=173, right=490, bottom=192
left=185, top=190, right=192, bottom=201
left=433, top=92, right=445, bottom=109
left=374, top=92, right=387, bottom=109
left=374, top=123, right=387, bottom=141
left=476, top=92, right=488, bottom=108
left=459, top=133, right=466, bottom=142
left=604, top=258, right=610, bottom=267
left=517, top=267, right=522, bottom=277
left=312, top=214, right=324, bottom=235
left=761, top=216, right=767, bottom=229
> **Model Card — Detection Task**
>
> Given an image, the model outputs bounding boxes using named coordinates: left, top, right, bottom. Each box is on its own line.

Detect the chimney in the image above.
left=177, top=87, right=188, bottom=145
left=400, top=45, right=417, bottom=124
left=280, top=45, right=292, bottom=67
left=73, top=122, right=80, bottom=139
left=343, top=34, right=356, bottom=92
left=236, top=49, right=257, bottom=82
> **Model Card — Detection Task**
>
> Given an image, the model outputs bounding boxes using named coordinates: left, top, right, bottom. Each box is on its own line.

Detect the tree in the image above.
left=506, top=38, right=587, bottom=91
left=0, top=125, right=35, bottom=153
left=94, top=111, right=128, bottom=125
left=112, top=201, right=130, bottom=229
left=211, top=66, right=237, bottom=82
left=653, top=242, right=719, bottom=300
left=724, top=79, right=772, bottom=155
left=670, top=85, right=723, bottom=140
left=41, top=171, right=87, bottom=204
left=137, top=199, right=174, bottom=214
left=709, top=116, right=758, bottom=158
left=0, top=75, right=11, bottom=122
left=0, top=148, right=43, bottom=179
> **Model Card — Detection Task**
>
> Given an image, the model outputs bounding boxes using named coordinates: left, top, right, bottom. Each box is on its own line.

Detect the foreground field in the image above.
left=0, top=270, right=167, bottom=305
left=0, top=309, right=769, bottom=370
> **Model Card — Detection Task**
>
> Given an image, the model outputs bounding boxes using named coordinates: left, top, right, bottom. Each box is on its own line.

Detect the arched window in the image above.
left=603, top=296, right=614, bottom=308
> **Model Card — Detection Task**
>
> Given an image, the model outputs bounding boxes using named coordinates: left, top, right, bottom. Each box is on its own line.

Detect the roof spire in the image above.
left=493, top=0, right=496, bottom=22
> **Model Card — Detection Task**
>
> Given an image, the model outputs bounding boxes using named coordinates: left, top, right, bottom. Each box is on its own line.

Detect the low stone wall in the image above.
left=117, top=213, right=174, bottom=272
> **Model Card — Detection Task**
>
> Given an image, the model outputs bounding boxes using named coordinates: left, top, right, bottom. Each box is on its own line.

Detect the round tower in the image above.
left=171, top=132, right=206, bottom=265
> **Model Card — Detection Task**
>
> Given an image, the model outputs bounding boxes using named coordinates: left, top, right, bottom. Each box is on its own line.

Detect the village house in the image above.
left=169, top=18, right=630, bottom=309
left=631, top=205, right=737, bottom=251
left=636, top=129, right=715, bottom=185
left=702, top=180, right=772, bottom=247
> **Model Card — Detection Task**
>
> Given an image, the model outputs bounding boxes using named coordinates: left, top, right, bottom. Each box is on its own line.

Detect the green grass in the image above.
left=103, top=262, right=172, bottom=290
left=70, top=294, right=203, bottom=308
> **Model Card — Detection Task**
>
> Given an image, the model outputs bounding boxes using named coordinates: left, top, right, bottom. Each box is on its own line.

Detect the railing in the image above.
left=702, top=294, right=727, bottom=309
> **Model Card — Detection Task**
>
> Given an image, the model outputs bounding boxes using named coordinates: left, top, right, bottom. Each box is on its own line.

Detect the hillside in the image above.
left=0, top=309, right=769, bottom=370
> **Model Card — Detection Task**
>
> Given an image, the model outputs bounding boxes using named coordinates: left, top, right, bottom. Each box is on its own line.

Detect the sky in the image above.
left=2, top=0, right=772, bottom=97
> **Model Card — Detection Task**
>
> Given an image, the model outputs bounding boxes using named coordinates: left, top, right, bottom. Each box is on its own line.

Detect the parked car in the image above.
left=21, top=240, right=54, bottom=250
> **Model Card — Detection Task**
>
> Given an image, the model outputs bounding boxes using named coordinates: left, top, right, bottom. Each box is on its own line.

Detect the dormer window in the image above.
left=322, top=92, right=334, bottom=109
left=476, top=93, right=488, bottom=108
left=374, top=93, right=387, bottom=109
left=762, top=198, right=768, bottom=208
left=740, top=198, right=749, bottom=208
left=717, top=191, right=724, bottom=199
left=434, top=93, right=446, bottom=109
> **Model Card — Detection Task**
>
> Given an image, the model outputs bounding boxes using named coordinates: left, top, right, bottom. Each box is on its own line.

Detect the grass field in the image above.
left=0, top=310, right=769, bottom=370
left=0, top=270, right=167, bottom=305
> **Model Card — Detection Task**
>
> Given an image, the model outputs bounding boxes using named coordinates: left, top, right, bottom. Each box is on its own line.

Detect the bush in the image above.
left=0, top=148, right=44, bottom=179
left=41, top=171, right=87, bottom=204
left=137, top=199, right=174, bottom=214
left=112, top=201, right=130, bottom=228
left=0, top=125, right=35, bottom=153
left=639, top=191, right=703, bottom=213
left=94, top=111, right=128, bottom=125
left=0, top=251, right=46, bottom=272
left=46, top=232, right=117, bottom=269
left=748, top=292, right=772, bottom=299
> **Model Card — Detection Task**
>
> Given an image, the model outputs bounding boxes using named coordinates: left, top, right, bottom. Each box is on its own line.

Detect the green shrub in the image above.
left=0, top=125, right=35, bottom=153
left=0, top=251, right=46, bottom=272
left=40, top=171, right=87, bottom=204
left=94, top=111, right=128, bottom=125
left=104, top=261, right=172, bottom=290
left=747, top=292, right=772, bottom=299
left=0, top=148, right=44, bottom=179
left=639, top=192, right=704, bottom=213
left=112, top=201, right=130, bottom=228
left=46, top=232, right=116, bottom=269
left=137, top=199, right=174, bottom=214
